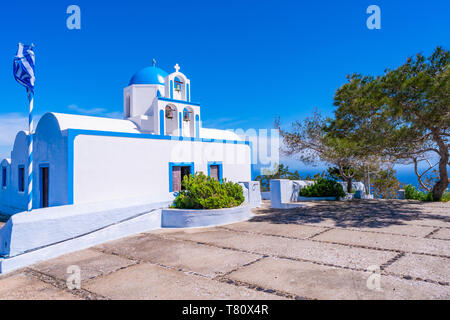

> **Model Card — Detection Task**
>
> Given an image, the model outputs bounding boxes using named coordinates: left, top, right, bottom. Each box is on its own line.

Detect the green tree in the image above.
left=331, top=47, right=449, bottom=201
left=371, top=168, right=401, bottom=199
left=255, top=163, right=300, bottom=191
left=275, top=111, right=370, bottom=193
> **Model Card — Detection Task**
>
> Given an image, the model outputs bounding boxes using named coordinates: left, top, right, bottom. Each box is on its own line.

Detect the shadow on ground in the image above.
left=250, top=200, right=450, bottom=229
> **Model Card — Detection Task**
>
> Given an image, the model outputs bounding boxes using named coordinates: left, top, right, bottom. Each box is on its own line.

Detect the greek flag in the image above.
left=13, top=43, right=35, bottom=92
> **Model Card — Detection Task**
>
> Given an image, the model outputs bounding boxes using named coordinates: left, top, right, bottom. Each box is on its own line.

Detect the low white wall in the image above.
left=0, top=209, right=162, bottom=274
left=340, top=181, right=366, bottom=194
left=0, top=197, right=169, bottom=257
left=161, top=204, right=253, bottom=228
left=239, top=181, right=262, bottom=207
left=270, top=180, right=315, bottom=209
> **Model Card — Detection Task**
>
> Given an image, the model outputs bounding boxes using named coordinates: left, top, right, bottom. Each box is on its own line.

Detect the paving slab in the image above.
left=0, top=273, right=80, bottom=300
left=95, top=234, right=261, bottom=278
left=222, top=221, right=328, bottom=239
left=402, top=218, right=450, bottom=228
left=349, top=224, right=435, bottom=237
left=429, top=228, right=450, bottom=240
left=84, top=263, right=284, bottom=300
left=313, top=229, right=450, bottom=256
left=31, top=249, right=136, bottom=282
left=159, top=229, right=397, bottom=270
left=385, top=253, right=450, bottom=284
left=251, top=201, right=450, bottom=229
left=276, top=221, right=435, bottom=238
left=227, top=257, right=450, bottom=300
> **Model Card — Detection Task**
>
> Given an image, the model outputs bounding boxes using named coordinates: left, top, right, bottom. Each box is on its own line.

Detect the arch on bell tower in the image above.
left=165, top=63, right=190, bottom=102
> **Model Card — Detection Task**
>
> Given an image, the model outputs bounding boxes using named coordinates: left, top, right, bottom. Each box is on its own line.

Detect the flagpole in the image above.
left=27, top=89, right=33, bottom=211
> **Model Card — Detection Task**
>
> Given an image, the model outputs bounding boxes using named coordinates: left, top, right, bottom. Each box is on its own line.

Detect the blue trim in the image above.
left=248, top=140, right=254, bottom=180
left=178, top=112, right=182, bottom=136
left=68, top=131, right=75, bottom=205
left=66, top=129, right=250, bottom=205
left=207, top=161, right=223, bottom=183
left=195, top=114, right=200, bottom=138
left=170, top=80, right=173, bottom=99
left=169, top=162, right=195, bottom=192
left=158, top=97, right=200, bottom=107
left=187, top=83, right=190, bottom=102
left=159, top=109, right=164, bottom=135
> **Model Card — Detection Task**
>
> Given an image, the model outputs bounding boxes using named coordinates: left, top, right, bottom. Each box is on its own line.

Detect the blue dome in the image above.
left=129, top=66, right=168, bottom=85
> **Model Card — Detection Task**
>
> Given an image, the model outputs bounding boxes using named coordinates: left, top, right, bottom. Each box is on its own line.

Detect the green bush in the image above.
left=404, top=184, right=433, bottom=201
left=171, top=172, right=245, bottom=209
left=441, top=192, right=450, bottom=202
left=299, top=178, right=346, bottom=199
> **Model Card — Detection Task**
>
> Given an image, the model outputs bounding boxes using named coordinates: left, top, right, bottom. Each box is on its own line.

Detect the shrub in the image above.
left=404, top=184, right=433, bottom=201
left=441, top=192, right=450, bottom=202
left=171, top=172, right=245, bottom=209
left=299, top=178, right=346, bottom=199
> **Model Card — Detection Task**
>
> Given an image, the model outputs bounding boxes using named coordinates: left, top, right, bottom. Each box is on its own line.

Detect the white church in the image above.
left=0, top=62, right=252, bottom=214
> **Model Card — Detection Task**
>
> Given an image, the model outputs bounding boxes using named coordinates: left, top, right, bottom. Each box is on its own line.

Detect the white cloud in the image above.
left=67, top=104, right=107, bottom=115
left=0, top=113, right=29, bottom=159
left=67, top=105, right=123, bottom=119
left=0, top=113, right=28, bottom=145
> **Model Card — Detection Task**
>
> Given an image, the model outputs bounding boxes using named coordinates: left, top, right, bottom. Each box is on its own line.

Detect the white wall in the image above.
left=73, top=134, right=251, bottom=205
left=125, top=85, right=163, bottom=117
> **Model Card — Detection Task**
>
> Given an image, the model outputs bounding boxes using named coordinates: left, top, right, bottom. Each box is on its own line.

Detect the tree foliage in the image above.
left=330, top=47, right=449, bottom=201
left=299, top=178, right=346, bottom=199
left=255, top=163, right=300, bottom=191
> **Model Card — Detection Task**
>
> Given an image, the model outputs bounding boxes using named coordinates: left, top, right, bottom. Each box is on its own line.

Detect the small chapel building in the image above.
left=0, top=63, right=252, bottom=213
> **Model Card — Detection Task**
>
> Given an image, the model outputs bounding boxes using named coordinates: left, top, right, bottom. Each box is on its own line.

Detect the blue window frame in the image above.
left=169, top=162, right=195, bottom=192
left=18, top=165, right=25, bottom=192
left=1, top=167, right=6, bottom=188
left=207, top=161, right=223, bottom=183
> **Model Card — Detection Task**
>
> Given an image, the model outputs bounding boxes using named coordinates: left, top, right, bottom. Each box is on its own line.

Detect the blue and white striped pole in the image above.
left=27, top=89, right=34, bottom=211
left=13, top=43, right=36, bottom=211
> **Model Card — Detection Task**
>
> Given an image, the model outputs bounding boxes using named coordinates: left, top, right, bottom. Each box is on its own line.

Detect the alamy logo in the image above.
left=366, top=5, right=381, bottom=30
left=66, top=265, right=81, bottom=290
left=366, top=265, right=382, bottom=292
left=66, top=5, right=81, bottom=30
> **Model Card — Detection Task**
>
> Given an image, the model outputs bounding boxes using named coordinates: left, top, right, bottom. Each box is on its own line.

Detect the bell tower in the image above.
left=165, top=63, right=191, bottom=102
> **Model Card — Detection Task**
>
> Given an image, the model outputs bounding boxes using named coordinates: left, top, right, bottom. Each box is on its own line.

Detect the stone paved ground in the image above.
left=0, top=200, right=449, bottom=300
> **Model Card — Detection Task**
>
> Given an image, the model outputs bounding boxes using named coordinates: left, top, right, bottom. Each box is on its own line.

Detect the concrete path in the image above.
left=0, top=200, right=449, bottom=300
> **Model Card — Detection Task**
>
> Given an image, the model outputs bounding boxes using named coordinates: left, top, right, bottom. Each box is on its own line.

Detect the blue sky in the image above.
left=0, top=0, right=448, bottom=180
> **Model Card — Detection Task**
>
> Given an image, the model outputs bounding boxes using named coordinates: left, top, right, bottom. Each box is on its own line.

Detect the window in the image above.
left=169, top=162, right=194, bottom=192
left=1, top=167, right=6, bottom=188
left=209, top=165, right=220, bottom=180
left=18, top=166, right=25, bottom=192
left=208, top=162, right=223, bottom=183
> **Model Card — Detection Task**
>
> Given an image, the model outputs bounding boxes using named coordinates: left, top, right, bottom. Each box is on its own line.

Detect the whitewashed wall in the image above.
left=73, top=134, right=251, bottom=205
